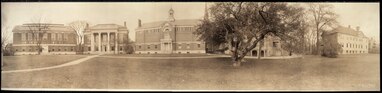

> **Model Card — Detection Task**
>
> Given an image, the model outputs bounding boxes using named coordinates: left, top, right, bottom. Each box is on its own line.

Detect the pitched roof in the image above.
left=331, top=26, right=367, bottom=37
left=138, top=19, right=201, bottom=29
left=88, top=24, right=128, bottom=30
left=13, top=23, right=74, bottom=32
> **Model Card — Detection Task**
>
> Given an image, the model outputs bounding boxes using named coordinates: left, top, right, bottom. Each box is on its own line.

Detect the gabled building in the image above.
left=323, top=25, right=369, bottom=54
left=134, top=8, right=206, bottom=54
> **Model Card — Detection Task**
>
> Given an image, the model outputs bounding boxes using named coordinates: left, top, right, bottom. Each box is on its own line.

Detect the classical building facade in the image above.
left=12, top=23, right=77, bottom=55
left=83, top=23, right=129, bottom=54
left=12, top=23, right=130, bottom=55
left=134, top=8, right=206, bottom=54
left=324, top=25, right=369, bottom=54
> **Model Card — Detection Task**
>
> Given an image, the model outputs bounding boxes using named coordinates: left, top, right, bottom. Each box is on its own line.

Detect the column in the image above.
left=98, top=32, right=101, bottom=52
left=115, top=33, right=119, bottom=53
left=91, top=33, right=94, bottom=52
left=107, top=32, right=110, bottom=52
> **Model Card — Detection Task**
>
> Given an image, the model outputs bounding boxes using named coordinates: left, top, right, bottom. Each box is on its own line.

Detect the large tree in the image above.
left=307, top=3, right=338, bottom=55
left=69, top=20, right=88, bottom=54
left=1, top=26, right=10, bottom=52
left=123, top=37, right=135, bottom=54
left=26, top=17, right=50, bottom=55
left=195, top=2, right=308, bottom=67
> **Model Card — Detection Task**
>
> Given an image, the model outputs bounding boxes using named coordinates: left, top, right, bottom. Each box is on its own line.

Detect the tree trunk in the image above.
left=316, top=27, right=320, bottom=55
left=258, top=40, right=262, bottom=59
left=1, top=52, right=3, bottom=67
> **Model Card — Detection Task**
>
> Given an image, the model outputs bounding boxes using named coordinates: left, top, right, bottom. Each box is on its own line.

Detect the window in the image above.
left=148, top=46, right=150, bottom=49
left=198, top=44, right=201, bottom=48
left=89, top=47, right=91, bottom=51
left=43, top=33, right=48, bottom=40
left=346, top=43, right=348, bottom=48
left=58, top=49, right=61, bottom=51
left=346, top=50, right=348, bottom=53
left=273, top=42, right=278, bottom=47
left=52, top=33, right=56, bottom=41
left=71, top=49, right=73, bottom=51
left=23, top=49, right=25, bottom=51
left=52, top=49, right=54, bottom=51
left=21, top=33, right=26, bottom=41
left=155, top=45, right=158, bottom=49
left=120, top=48, right=122, bottom=51
left=16, top=49, right=18, bottom=51
left=28, top=33, right=33, bottom=41
left=64, top=49, right=67, bottom=51
left=139, top=46, right=141, bottom=49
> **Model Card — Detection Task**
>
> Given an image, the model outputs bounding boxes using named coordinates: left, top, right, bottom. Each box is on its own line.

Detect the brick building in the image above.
left=134, top=8, right=206, bottom=54
left=12, top=23, right=77, bottom=55
left=12, top=23, right=130, bottom=55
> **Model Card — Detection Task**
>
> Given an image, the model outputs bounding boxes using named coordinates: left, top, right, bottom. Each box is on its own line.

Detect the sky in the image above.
left=1, top=2, right=380, bottom=43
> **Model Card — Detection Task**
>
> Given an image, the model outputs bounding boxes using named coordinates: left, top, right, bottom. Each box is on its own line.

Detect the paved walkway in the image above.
left=1, top=54, right=102, bottom=74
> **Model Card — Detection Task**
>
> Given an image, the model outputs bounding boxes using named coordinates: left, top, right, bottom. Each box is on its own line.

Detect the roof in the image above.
left=330, top=26, right=367, bottom=37
left=13, top=23, right=74, bottom=32
left=88, top=24, right=128, bottom=30
left=137, top=19, right=201, bottom=29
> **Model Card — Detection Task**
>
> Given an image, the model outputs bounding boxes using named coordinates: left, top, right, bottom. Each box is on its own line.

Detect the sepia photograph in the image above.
left=1, top=1, right=380, bottom=92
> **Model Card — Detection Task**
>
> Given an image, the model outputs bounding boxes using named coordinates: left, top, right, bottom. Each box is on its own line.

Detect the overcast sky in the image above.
left=1, top=2, right=380, bottom=42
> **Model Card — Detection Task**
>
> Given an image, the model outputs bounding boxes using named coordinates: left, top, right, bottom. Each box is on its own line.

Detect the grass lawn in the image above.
left=103, top=53, right=215, bottom=57
left=2, top=55, right=89, bottom=71
left=1, top=54, right=380, bottom=90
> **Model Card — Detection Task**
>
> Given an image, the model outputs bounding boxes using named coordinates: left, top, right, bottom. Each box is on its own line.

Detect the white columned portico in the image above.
left=91, top=33, right=94, bottom=52
left=107, top=32, right=110, bottom=52
left=115, top=33, right=119, bottom=54
left=98, top=32, right=101, bottom=52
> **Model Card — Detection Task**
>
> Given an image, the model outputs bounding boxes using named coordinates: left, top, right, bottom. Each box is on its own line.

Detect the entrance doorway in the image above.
left=104, top=46, right=107, bottom=52
left=252, top=50, right=258, bottom=56
left=261, top=50, right=265, bottom=57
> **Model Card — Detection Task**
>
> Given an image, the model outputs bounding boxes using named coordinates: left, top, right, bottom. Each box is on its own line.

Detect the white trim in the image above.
left=134, top=50, right=162, bottom=54
left=14, top=52, right=76, bottom=55
left=173, top=50, right=206, bottom=54
left=175, top=41, right=204, bottom=44
left=135, top=27, right=162, bottom=31
left=13, top=44, right=76, bottom=46
left=135, top=41, right=204, bottom=45
left=135, top=42, right=161, bottom=45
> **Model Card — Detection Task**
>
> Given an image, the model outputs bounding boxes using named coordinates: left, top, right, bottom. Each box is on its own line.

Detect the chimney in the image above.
left=356, top=26, right=360, bottom=31
left=124, top=21, right=127, bottom=27
left=138, top=19, right=142, bottom=27
left=86, top=23, right=89, bottom=28
left=348, top=25, right=351, bottom=29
